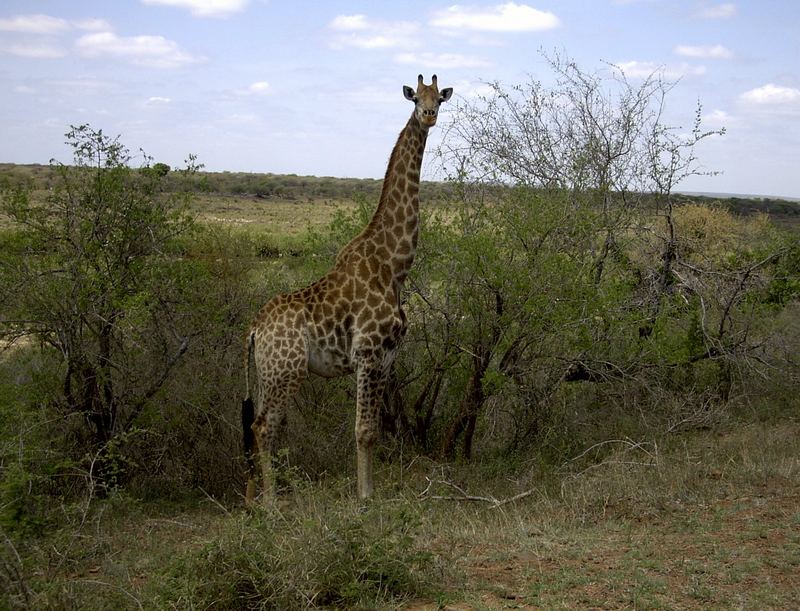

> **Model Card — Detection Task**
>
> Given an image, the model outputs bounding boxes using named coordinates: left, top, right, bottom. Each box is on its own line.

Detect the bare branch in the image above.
left=418, top=477, right=537, bottom=508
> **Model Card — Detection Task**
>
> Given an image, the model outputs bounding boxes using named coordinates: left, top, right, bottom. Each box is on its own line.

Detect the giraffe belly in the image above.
left=307, top=343, right=354, bottom=378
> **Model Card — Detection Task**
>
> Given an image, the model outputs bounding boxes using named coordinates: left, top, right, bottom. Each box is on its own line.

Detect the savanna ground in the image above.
left=2, top=169, right=799, bottom=608
left=4, top=386, right=799, bottom=609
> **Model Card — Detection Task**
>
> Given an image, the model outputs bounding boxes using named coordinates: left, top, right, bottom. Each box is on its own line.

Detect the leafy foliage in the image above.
left=163, top=501, right=432, bottom=609
left=0, top=126, right=202, bottom=495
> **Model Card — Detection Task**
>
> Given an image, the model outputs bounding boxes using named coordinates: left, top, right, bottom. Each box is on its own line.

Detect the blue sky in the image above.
left=1, top=1, right=798, bottom=198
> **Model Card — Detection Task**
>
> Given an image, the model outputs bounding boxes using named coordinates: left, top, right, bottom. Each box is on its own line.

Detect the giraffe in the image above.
left=242, top=75, right=453, bottom=504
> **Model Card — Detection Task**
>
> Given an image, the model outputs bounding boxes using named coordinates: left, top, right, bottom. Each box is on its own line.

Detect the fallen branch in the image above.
left=1, top=532, right=33, bottom=608
left=418, top=477, right=536, bottom=508
left=563, top=437, right=656, bottom=466
left=559, top=438, right=660, bottom=481
left=199, top=486, right=231, bottom=515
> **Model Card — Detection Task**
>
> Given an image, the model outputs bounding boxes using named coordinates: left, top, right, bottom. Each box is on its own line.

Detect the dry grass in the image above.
left=191, top=193, right=359, bottom=234
left=406, top=421, right=800, bottom=609
left=4, top=421, right=799, bottom=609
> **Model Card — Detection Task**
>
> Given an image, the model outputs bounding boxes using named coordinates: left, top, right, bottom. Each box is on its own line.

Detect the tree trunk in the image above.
left=641, top=197, right=677, bottom=338
left=414, top=368, right=444, bottom=450
left=441, top=350, right=489, bottom=459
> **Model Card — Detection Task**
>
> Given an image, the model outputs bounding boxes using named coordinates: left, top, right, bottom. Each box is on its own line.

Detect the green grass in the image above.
left=3, top=421, right=800, bottom=609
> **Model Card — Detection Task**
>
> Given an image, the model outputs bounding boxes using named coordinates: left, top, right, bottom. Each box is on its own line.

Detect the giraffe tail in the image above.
left=242, top=330, right=256, bottom=478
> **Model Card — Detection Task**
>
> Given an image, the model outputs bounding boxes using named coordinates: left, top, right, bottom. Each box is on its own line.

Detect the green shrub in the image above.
left=0, top=463, right=53, bottom=537
left=162, top=501, right=432, bottom=609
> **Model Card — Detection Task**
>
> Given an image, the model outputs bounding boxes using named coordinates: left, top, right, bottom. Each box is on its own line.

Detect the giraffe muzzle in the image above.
left=421, top=109, right=438, bottom=125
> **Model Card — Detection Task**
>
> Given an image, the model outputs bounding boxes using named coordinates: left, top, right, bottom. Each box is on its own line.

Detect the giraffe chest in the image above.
left=303, top=291, right=407, bottom=378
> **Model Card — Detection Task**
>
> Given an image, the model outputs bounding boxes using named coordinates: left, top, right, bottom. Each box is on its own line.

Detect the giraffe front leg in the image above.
left=245, top=478, right=257, bottom=506
left=355, top=361, right=385, bottom=500
left=356, top=437, right=375, bottom=500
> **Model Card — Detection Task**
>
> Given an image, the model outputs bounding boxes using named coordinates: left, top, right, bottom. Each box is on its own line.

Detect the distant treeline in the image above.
left=174, top=170, right=463, bottom=202
left=1, top=162, right=798, bottom=220
left=672, top=192, right=800, bottom=219
left=0, top=162, right=457, bottom=203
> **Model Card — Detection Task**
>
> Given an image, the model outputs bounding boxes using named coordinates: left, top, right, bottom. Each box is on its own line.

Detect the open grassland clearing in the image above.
left=191, top=193, right=357, bottom=234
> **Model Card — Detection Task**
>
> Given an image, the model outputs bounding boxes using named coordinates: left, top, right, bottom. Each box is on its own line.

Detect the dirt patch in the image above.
left=405, top=431, right=800, bottom=609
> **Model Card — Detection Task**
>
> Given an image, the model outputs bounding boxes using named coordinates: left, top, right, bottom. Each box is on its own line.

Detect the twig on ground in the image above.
left=78, top=579, right=144, bottom=610
left=564, top=437, right=655, bottom=466
left=199, top=486, right=230, bottom=515
left=418, top=477, right=536, bottom=508
left=1, top=532, right=33, bottom=608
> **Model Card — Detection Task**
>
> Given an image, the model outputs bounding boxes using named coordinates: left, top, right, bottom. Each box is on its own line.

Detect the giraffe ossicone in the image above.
left=242, top=75, right=453, bottom=504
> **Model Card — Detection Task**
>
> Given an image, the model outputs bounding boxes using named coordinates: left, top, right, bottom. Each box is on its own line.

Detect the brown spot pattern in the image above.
left=244, top=77, right=449, bottom=504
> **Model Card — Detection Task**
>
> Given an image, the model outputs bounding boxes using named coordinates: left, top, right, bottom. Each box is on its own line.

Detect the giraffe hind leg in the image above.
left=252, top=376, right=302, bottom=506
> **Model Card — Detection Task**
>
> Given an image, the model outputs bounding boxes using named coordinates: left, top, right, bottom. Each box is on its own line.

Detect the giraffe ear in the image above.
left=403, top=86, right=417, bottom=101
left=439, top=88, right=453, bottom=103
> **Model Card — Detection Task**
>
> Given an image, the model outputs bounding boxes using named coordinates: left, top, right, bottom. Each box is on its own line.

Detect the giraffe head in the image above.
left=403, top=74, right=453, bottom=129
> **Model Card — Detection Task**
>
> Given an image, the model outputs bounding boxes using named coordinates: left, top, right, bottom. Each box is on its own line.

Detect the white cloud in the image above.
left=140, top=0, right=249, bottom=17
left=351, top=33, right=412, bottom=49
left=430, top=2, right=560, bottom=32
left=329, top=15, right=369, bottom=31
left=674, top=44, right=732, bottom=59
left=449, top=79, right=496, bottom=98
left=145, top=96, right=172, bottom=104
left=223, top=113, right=259, bottom=124
left=1, top=43, right=66, bottom=58
left=615, top=60, right=706, bottom=79
left=248, top=81, right=270, bottom=93
left=695, top=3, right=737, bottom=18
left=232, top=81, right=271, bottom=96
left=0, top=14, right=69, bottom=33
left=703, top=108, right=733, bottom=127
left=395, top=52, right=491, bottom=69
left=740, top=83, right=800, bottom=109
left=72, top=18, right=114, bottom=31
left=328, top=15, right=420, bottom=49
left=0, top=14, right=113, bottom=33
left=13, top=85, right=36, bottom=94
left=76, top=31, right=204, bottom=68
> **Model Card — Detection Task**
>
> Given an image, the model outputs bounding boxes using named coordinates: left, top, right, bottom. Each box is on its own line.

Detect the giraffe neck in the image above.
left=364, top=113, right=428, bottom=283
